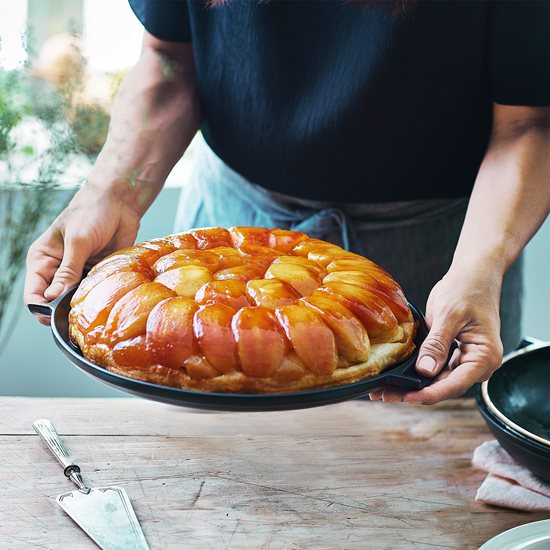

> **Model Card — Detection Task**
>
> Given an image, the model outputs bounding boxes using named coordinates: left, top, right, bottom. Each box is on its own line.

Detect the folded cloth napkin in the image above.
left=472, top=440, right=550, bottom=512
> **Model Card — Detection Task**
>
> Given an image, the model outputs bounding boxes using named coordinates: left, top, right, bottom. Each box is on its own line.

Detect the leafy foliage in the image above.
left=0, top=34, right=108, bottom=347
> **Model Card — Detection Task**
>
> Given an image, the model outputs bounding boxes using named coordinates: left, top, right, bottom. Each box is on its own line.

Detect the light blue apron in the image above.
left=175, top=134, right=523, bottom=353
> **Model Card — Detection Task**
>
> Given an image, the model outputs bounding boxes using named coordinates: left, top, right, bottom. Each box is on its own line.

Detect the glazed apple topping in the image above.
left=153, top=249, right=220, bottom=274
left=194, top=303, right=239, bottom=373
left=275, top=303, right=337, bottom=375
left=191, top=227, right=233, bottom=249
left=232, top=306, right=288, bottom=377
left=195, top=279, right=252, bottom=310
left=154, top=265, right=214, bottom=298
left=70, top=227, right=414, bottom=382
left=145, top=296, right=199, bottom=370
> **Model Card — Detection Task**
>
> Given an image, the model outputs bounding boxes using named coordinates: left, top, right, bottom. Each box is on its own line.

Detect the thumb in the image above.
left=416, top=314, right=457, bottom=377
left=44, top=236, right=90, bottom=300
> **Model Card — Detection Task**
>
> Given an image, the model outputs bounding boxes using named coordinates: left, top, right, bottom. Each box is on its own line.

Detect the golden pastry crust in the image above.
left=69, top=227, right=416, bottom=393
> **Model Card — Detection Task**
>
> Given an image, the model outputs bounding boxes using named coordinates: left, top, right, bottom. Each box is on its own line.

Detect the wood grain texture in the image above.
left=0, top=398, right=545, bottom=549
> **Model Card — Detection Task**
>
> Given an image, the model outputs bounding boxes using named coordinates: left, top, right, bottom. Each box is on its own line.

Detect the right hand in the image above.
left=24, top=181, right=141, bottom=325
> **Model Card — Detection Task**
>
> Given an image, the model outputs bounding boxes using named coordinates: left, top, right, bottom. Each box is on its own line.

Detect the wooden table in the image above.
left=0, top=397, right=545, bottom=549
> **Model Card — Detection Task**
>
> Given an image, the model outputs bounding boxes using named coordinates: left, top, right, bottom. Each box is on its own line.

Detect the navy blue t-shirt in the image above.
left=129, top=0, right=550, bottom=202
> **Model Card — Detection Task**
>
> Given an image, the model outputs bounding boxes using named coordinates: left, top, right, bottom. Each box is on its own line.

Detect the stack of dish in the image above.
left=477, top=339, right=550, bottom=482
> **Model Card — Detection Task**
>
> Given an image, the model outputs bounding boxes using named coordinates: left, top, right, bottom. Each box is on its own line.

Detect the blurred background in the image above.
left=0, top=0, right=548, bottom=397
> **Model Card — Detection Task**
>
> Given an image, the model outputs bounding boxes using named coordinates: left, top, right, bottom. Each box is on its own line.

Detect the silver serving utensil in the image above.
left=33, top=419, right=149, bottom=550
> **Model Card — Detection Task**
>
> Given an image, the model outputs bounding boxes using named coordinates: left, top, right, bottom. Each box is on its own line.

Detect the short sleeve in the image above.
left=128, top=0, right=191, bottom=43
left=488, top=0, right=550, bottom=106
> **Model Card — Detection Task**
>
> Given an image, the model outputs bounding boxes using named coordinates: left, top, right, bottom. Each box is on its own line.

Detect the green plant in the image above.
left=0, top=32, right=108, bottom=351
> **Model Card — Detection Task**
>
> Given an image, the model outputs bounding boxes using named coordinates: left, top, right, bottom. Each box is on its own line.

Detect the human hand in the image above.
left=24, top=180, right=141, bottom=325
left=368, top=266, right=504, bottom=404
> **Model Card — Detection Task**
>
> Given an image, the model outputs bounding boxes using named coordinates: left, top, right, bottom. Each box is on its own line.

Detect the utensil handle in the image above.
left=27, top=302, right=54, bottom=317
left=27, top=285, right=78, bottom=319
left=32, top=419, right=79, bottom=476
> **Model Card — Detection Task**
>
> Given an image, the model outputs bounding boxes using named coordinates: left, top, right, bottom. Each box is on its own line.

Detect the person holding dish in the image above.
left=25, top=0, right=550, bottom=404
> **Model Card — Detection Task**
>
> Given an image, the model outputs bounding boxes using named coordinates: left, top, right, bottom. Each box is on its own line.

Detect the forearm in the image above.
left=452, top=109, right=550, bottom=279
left=87, top=41, right=202, bottom=216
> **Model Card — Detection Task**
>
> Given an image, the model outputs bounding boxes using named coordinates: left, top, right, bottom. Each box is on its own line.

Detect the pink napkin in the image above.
left=472, top=440, right=550, bottom=512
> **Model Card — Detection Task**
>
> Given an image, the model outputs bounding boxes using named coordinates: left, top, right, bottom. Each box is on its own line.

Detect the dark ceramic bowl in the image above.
left=477, top=340, right=550, bottom=482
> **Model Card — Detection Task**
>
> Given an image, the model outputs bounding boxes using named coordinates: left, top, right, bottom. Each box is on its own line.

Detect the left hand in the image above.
left=369, top=265, right=504, bottom=405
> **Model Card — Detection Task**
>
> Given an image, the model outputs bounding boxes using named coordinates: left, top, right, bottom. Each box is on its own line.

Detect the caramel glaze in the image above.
left=69, top=227, right=416, bottom=393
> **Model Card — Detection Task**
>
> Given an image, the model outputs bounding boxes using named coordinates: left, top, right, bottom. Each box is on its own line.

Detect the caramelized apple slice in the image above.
left=112, top=335, right=154, bottom=367
left=306, top=246, right=374, bottom=268
left=165, top=232, right=198, bottom=250
left=269, top=256, right=327, bottom=279
left=326, top=257, right=390, bottom=277
left=195, top=280, right=251, bottom=309
left=194, top=303, right=238, bottom=373
left=324, top=263, right=399, bottom=287
left=229, top=226, right=270, bottom=248
left=71, top=256, right=153, bottom=307
left=317, top=284, right=398, bottom=339
left=154, top=265, right=213, bottom=298
left=82, top=324, right=106, bottom=346
left=275, top=304, right=337, bottom=375
left=153, top=249, right=220, bottom=274
left=292, top=238, right=346, bottom=258
left=326, top=259, right=403, bottom=298
left=232, top=306, right=287, bottom=377
left=104, top=245, right=164, bottom=266
left=301, top=294, right=370, bottom=362
left=267, top=229, right=308, bottom=252
left=215, top=263, right=266, bottom=282
left=208, top=247, right=244, bottom=269
left=238, top=244, right=283, bottom=267
left=191, top=227, right=232, bottom=249
left=264, top=262, right=320, bottom=297
left=184, top=356, right=220, bottom=379
left=140, top=238, right=177, bottom=255
left=292, top=240, right=366, bottom=268
left=246, top=279, right=301, bottom=309
left=291, top=238, right=336, bottom=256
left=273, top=352, right=307, bottom=382
left=75, top=272, right=150, bottom=331
left=87, top=251, right=149, bottom=277
left=104, top=282, right=176, bottom=343
left=323, top=271, right=409, bottom=322
left=146, top=296, right=199, bottom=369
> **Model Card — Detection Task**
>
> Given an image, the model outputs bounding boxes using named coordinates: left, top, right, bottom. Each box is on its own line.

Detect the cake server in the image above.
left=33, top=418, right=149, bottom=550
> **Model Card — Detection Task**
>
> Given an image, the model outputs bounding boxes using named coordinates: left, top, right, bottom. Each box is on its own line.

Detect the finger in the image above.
left=25, top=269, right=58, bottom=326
left=452, top=341, right=503, bottom=379
left=368, top=390, right=384, bottom=401
left=24, top=256, right=58, bottom=305
left=24, top=271, right=53, bottom=326
left=416, top=314, right=460, bottom=378
left=36, top=316, right=52, bottom=326
left=447, top=345, right=462, bottom=371
left=381, top=387, right=406, bottom=403
left=44, top=235, right=91, bottom=300
left=24, top=239, right=63, bottom=322
left=404, top=361, right=484, bottom=405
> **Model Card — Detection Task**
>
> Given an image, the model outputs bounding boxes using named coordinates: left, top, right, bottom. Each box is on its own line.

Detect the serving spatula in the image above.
left=33, top=419, right=149, bottom=550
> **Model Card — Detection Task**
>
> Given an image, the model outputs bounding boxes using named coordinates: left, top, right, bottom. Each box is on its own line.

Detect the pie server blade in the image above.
left=33, top=419, right=149, bottom=550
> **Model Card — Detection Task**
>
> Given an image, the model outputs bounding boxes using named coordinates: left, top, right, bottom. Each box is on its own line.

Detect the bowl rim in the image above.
left=477, top=397, right=550, bottom=454
left=481, top=340, right=550, bottom=448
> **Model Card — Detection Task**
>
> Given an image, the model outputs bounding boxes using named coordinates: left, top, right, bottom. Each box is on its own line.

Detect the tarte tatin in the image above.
left=69, top=227, right=416, bottom=393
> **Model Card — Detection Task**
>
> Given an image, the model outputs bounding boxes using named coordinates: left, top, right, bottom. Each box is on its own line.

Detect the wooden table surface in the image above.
left=0, top=397, right=545, bottom=549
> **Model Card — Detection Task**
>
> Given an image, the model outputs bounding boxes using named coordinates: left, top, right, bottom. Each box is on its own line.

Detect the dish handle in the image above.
left=27, top=288, right=74, bottom=319
left=381, top=341, right=459, bottom=391
left=390, top=337, right=540, bottom=392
